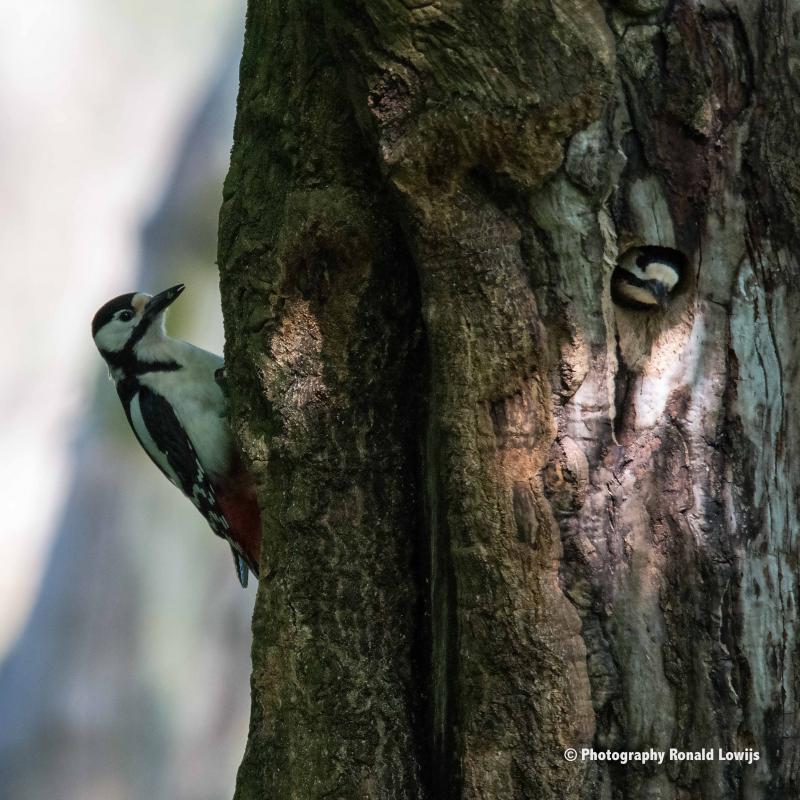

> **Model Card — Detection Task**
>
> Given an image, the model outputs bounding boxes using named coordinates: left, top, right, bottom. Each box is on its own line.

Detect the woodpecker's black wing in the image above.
left=131, top=385, right=251, bottom=587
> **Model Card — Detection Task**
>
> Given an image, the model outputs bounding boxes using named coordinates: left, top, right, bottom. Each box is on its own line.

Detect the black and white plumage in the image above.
left=92, top=285, right=260, bottom=587
left=611, top=245, right=685, bottom=311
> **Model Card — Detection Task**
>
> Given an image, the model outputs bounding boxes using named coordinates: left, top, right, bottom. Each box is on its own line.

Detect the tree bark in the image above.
left=219, top=2, right=800, bottom=798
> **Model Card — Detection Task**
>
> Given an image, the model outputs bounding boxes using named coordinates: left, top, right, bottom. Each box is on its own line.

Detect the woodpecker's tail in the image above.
left=231, top=547, right=257, bottom=588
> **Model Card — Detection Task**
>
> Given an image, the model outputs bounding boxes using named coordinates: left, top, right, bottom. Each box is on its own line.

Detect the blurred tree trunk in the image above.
left=219, top=2, right=800, bottom=798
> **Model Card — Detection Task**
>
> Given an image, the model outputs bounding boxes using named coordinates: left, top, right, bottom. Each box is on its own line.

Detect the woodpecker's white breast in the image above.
left=616, top=283, right=660, bottom=306
left=136, top=338, right=232, bottom=479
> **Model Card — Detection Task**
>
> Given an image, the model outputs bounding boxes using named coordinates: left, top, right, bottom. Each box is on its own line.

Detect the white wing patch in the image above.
left=129, top=393, right=181, bottom=488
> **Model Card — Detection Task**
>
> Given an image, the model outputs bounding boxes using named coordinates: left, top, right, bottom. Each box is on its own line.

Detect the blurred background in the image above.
left=0, top=2, right=253, bottom=798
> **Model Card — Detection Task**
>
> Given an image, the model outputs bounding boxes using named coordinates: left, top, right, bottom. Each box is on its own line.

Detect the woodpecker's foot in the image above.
left=215, top=367, right=231, bottom=418
left=215, top=367, right=229, bottom=394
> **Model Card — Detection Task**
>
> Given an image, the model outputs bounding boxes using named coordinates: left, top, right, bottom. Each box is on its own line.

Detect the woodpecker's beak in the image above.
left=144, top=284, right=185, bottom=320
left=651, top=283, right=669, bottom=309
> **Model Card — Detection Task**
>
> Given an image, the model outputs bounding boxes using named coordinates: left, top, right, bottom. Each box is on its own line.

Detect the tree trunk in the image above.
left=219, top=2, right=800, bottom=798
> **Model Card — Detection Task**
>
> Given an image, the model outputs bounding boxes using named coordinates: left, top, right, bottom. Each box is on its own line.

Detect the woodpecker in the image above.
left=92, top=284, right=260, bottom=587
left=611, top=245, right=684, bottom=310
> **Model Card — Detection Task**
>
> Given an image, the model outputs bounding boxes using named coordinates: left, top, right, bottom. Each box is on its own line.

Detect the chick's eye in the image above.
left=119, top=310, right=134, bottom=322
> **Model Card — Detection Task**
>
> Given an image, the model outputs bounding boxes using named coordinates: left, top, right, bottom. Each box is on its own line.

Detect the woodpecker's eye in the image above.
left=119, top=310, right=134, bottom=322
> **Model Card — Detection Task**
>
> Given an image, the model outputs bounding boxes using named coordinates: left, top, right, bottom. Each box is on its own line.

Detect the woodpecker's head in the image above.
left=611, top=246, right=685, bottom=311
left=92, top=284, right=184, bottom=369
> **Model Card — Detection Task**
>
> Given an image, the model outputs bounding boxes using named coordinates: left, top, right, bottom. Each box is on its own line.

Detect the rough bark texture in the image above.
left=219, top=2, right=800, bottom=798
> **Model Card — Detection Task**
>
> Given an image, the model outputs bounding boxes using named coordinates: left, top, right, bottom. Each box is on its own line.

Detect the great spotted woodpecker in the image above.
left=92, top=284, right=260, bottom=586
left=611, top=245, right=684, bottom=310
